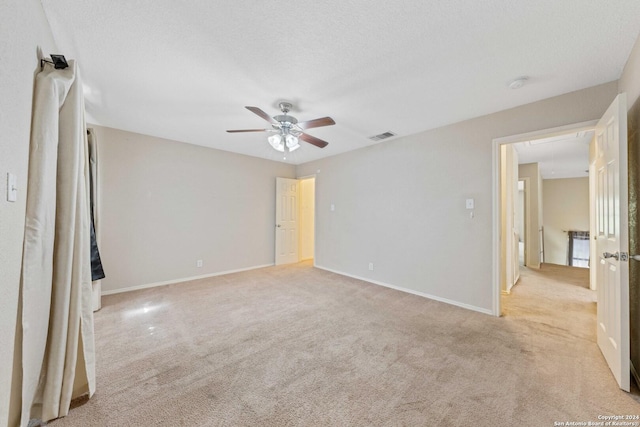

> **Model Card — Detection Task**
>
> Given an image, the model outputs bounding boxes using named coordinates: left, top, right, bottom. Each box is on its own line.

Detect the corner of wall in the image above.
left=619, top=31, right=640, bottom=107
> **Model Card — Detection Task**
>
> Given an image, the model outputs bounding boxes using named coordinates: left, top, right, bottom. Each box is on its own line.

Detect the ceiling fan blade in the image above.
left=245, top=106, right=277, bottom=124
left=226, top=129, right=268, bottom=133
left=297, top=116, right=336, bottom=130
left=299, top=132, right=329, bottom=148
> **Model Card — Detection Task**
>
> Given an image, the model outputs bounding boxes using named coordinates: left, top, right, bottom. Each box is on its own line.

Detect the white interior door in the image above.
left=594, top=93, right=630, bottom=391
left=501, top=144, right=519, bottom=292
left=275, top=177, right=299, bottom=265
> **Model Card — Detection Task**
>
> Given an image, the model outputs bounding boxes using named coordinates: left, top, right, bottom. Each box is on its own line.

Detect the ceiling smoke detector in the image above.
left=509, top=76, right=529, bottom=90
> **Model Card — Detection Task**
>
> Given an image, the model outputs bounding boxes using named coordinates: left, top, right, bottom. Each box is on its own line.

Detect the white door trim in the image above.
left=589, top=161, right=597, bottom=291
left=491, top=120, right=598, bottom=316
left=519, top=177, right=530, bottom=267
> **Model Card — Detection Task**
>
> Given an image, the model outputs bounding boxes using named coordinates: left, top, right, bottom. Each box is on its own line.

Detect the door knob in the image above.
left=603, top=252, right=620, bottom=260
left=276, top=224, right=281, bottom=228
left=631, top=255, right=640, bottom=261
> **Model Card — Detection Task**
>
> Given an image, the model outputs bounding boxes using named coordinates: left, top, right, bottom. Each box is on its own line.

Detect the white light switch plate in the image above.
left=7, top=173, right=17, bottom=202
left=465, top=198, right=474, bottom=209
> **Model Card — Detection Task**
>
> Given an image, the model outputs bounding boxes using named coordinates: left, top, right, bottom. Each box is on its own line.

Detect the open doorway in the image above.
left=494, top=96, right=631, bottom=392
left=516, top=131, right=593, bottom=270
left=517, top=179, right=527, bottom=267
left=299, top=177, right=315, bottom=262
left=274, top=176, right=315, bottom=265
left=493, top=120, right=598, bottom=315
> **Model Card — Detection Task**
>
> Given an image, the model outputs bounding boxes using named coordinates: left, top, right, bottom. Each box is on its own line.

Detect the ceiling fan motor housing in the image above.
left=274, top=102, right=297, bottom=127
left=273, top=114, right=298, bottom=125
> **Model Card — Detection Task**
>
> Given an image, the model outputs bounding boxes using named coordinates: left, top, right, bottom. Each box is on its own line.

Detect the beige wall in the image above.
left=94, top=126, right=296, bottom=292
left=542, top=178, right=590, bottom=266
left=297, top=82, right=617, bottom=313
left=0, top=1, right=58, bottom=424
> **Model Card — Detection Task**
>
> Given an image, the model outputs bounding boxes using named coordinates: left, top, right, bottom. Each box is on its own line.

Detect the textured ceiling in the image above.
left=40, top=1, right=640, bottom=165
left=514, top=132, right=593, bottom=179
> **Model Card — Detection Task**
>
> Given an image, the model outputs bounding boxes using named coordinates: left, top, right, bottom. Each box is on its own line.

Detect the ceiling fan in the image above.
left=226, top=102, right=335, bottom=153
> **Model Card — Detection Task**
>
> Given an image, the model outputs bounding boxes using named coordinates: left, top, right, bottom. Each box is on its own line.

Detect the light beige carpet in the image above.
left=50, top=261, right=640, bottom=426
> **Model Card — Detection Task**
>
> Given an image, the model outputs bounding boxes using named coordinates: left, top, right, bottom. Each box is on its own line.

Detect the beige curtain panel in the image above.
left=19, top=59, right=96, bottom=426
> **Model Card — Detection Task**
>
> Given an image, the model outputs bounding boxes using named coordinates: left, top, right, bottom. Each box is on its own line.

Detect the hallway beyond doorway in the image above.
left=502, top=263, right=640, bottom=390
left=502, top=264, right=591, bottom=327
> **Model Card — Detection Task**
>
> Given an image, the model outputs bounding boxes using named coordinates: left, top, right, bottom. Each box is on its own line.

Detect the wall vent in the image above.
left=369, top=131, right=396, bottom=142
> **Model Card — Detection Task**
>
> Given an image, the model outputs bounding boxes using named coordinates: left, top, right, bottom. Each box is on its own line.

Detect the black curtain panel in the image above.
left=87, top=129, right=105, bottom=281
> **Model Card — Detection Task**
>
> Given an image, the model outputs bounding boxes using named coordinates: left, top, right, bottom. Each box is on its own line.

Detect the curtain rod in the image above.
left=40, top=54, right=69, bottom=70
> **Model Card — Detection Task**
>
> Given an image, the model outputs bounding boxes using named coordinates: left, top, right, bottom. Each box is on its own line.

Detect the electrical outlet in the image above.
left=196, top=260, right=203, bottom=268
left=368, top=263, right=374, bottom=271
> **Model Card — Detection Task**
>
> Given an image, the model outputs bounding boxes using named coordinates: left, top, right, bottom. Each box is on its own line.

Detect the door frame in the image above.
left=589, top=161, right=597, bottom=291
left=518, top=177, right=530, bottom=267
left=274, top=175, right=318, bottom=266
left=491, top=120, right=598, bottom=316
left=500, top=144, right=520, bottom=294
left=275, top=177, right=301, bottom=265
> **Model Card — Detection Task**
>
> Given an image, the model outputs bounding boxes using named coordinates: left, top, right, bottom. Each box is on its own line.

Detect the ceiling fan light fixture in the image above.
left=268, top=134, right=284, bottom=152
left=285, top=134, right=300, bottom=151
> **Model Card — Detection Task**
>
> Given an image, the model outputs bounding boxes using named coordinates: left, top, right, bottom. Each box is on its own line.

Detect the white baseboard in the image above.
left=502, top=276, right=519, bottom=295
left=314, top=265, right=493, bottom=316
left=102, top=263, right=274, bottom=295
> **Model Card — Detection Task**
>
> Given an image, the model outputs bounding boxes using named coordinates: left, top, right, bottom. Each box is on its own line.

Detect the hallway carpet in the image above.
left=51, top=262, right=640, bottom=426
